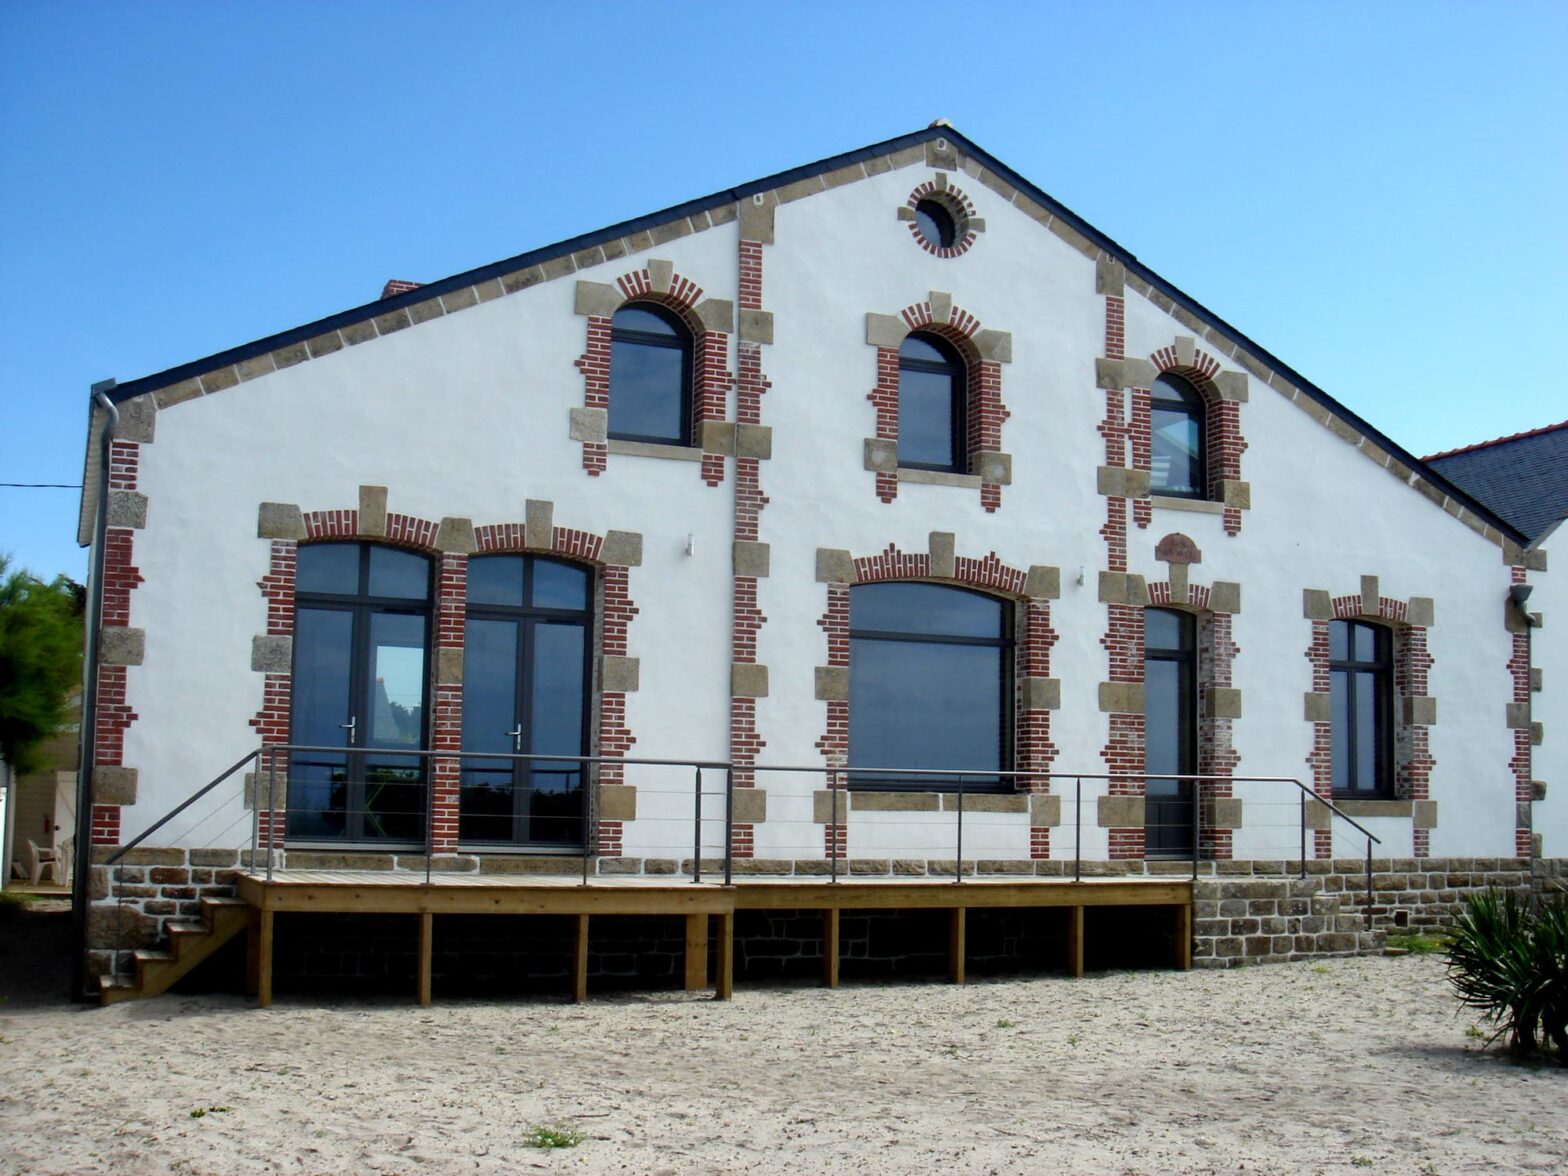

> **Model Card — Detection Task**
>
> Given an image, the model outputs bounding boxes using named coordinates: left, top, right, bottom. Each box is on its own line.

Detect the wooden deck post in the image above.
left=254, top=909, right=275, bottom=1007
left=244, top=908, right=261, bottom=997
left=684, top=913, right=709, bottom=992
left=821, top=907, right=840, bottom=988
left=1174, top=903, right=1192, bottom=971
left=948, top=907, right=967, bottom=985
left=570, top=913, right=590, bottom=1003
left=715, top=911, right=734, bottom=1000
left=1066, top=905, right=1084, bottom=979
left=416, top=912, right=434, bottom=1007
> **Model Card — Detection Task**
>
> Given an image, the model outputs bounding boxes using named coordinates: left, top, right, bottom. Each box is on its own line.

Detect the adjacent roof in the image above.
left=1426, top=421, right=1568, bottom=545
left=81, top=125, right=1531, bottom=551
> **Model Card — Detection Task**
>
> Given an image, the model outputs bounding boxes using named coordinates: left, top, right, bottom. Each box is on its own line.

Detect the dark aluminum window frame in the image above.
left=1150, top=373, right=1208, bottom=500
left=897, top=331, right=968, bottom=474
left=847, top=582, right=1014, bottom=794
left=459, top=555, right=595, bottom=851
left=1329, top=619, right=1396, bottom=799
left=1144, top=607, right=1198, bottom=859
left=288, top=542, right=433, bottom=848
left=608, top=302, right=695, bottom=447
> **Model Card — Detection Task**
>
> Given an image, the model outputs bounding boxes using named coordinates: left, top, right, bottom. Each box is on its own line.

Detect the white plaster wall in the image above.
left=111, top=157, right=1540, bottom=866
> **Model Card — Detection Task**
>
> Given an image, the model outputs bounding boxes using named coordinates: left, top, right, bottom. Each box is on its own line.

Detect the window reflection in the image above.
left=609, top=304, right=692, bottom=445
left=1150, top=375, right=1206, bottom=498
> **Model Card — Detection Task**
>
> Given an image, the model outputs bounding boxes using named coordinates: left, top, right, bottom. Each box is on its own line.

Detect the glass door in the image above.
left=288, top=544, right=431, bottom=843
left=460, top=556, right=591, bottom=848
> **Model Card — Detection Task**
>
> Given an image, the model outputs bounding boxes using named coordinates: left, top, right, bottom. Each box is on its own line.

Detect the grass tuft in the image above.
left=523, top=1124, right=585, bottom=1149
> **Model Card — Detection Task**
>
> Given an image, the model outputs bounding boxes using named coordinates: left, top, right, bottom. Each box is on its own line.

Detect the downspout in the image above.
left=69, top=380, right=117, bottom=1001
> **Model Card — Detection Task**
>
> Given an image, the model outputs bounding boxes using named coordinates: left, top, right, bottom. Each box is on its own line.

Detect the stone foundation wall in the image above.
left=86, top=845, right=244, bottom=977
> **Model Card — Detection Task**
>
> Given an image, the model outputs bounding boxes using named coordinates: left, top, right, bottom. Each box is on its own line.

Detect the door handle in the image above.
left=340, top=715, right=357, bottom=744
left=507, top=725, right=524, bottom=754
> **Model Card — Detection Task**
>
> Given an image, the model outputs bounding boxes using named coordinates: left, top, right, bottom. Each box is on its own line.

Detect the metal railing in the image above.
left=103, top=747, right=1384, bottom=928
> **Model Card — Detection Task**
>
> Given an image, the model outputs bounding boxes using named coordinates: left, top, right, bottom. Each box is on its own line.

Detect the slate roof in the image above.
left=1426, top=421, right=1568, bottom=544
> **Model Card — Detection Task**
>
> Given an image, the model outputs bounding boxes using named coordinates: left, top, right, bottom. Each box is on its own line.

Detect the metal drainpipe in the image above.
left=69, top=381, right=118, bottom=1001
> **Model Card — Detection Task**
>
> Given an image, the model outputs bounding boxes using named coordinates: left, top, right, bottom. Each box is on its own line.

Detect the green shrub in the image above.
left=1445, top=889, right=1568, bottom=1061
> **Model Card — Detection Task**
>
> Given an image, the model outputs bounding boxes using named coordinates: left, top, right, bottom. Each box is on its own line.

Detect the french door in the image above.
left=460, top=556, right=591, bottom=848
left=288, top=543, right=431, bottom=844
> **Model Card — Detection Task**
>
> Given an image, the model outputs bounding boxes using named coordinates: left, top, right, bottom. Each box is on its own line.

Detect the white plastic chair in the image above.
left=27, top=840, right=61, bottom=886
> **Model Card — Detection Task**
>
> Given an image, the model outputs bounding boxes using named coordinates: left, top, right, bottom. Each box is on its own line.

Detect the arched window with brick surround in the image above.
left=897, top=332, right=968, bottom=473
left=608, top=303, right=694, bottom=446
left=288, top=541, right=432, bottom=844
left=1150, top=374, right=1207, bottom=498
left=1329, top=619, right=1395, bottom=798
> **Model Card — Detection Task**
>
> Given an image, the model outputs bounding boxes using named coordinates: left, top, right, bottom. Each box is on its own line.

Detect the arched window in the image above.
left=897, top=332, right=967, bottom=473
left=609, top=303, right=693, bottom=446
left=1145, top=608, right=1197, bottom=857
left=1151, top=374, right=1207, bottom=497
left=848, top=582, right=1012, bottom=791
left=288, top=542, right=432, bottom=844
left=1329, top=619, right=1394, bottom=797
left=460, top=555, right=593, bottom=848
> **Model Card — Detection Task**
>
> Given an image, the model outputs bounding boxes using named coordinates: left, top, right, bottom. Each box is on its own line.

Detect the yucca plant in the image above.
left=1445, top=889, right=1568, bottom=1061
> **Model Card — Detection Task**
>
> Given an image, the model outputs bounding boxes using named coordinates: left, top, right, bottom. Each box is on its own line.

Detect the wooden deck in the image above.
left=233, top=871, right=1192, bottom=1007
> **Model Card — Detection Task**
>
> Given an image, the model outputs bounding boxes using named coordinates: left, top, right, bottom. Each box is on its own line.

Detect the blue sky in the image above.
left=2, top=1, right=1563, bottom=582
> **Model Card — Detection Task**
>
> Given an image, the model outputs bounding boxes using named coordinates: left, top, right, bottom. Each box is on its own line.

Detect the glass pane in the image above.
left=898, top=334, right=949, bottom=365
left=467, top=556, right=524, bottom=608
left=367, top=547, right=430, bottom=600
left=527, top=622, right=587, bottom=843
left=1144, top=659, right=1187, bottom=781
left=296, top=544, right=359, bottom=596
left=531, top=559, right=590, bottom=611
left=1354, top=670, right=1380, bottom=791
left=461, top=619, right=519, bottom=757
left=1354, top=623, right=1379, bottom=663
left=285, top=759, right=347, bottom=840
left=1329, top=621, right=1350, bottom=663
left=612, top=305, right=678, bottom=336
left=610, top=337, right=686, bottom=442
left=851, top=582, right=1004, bottom=639
left=359, top=757, right=422, bottom=842
left=849, top=638, right=1002, bottom=776
left=1145, top=608, right=1192, bottom=654
left=914, top=201, right=955, bottom=248
left=1151, top=404, right=1200, bottom=495
left=366, top=612, right=425, bottom=747
left=1331, top=670, right=1351, bottom=791
left=291, top=608, right=354, bottom=748
left=898, top=365, right=958, bottom=468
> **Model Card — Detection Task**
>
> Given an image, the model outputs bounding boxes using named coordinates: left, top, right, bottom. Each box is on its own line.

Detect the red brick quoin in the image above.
left=252, top=504, right=639, bottom=856
left=91, top=439, right=145, bottom=844
left=816, top=543, right=1057, bottom=861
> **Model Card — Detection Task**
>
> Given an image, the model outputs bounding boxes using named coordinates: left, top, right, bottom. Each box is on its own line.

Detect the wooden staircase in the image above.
left=99, top=896, right=250, bottom=1005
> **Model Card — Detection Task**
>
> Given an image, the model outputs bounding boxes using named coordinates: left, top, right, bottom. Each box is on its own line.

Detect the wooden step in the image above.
left=99, top=901, right=252, bottom=1006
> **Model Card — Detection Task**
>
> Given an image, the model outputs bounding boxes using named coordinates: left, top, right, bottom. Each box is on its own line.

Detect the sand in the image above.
left=2, top=904, right=1565, bottom=1174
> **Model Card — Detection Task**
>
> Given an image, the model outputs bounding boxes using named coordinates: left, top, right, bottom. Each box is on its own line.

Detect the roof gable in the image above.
left=1427, top=421, right=1568, bottom=544
left=83, top=125, right=1529, bottom=553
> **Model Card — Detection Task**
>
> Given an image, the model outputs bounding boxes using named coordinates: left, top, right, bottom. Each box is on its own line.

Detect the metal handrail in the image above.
left=102, top=749, right=260, bottom=867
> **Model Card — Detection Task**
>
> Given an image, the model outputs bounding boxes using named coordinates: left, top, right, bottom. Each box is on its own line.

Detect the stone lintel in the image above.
left=1403, top=695, right=1437, bottom=726
left=435, top=517, right=476, bottom=555
left=738, top=309, right=774, bottom=345
left=1024, top=565, right=1060, bottom=600
left=816, top=548, right=855, bottom=584
left=1413, top=800, right=1438, bottom=830
left=1206, top=687, right=1242, bottom=720
left=866, top=313, right=908, bottom=349
left=1406, top=596, right=1435, bottom=627
left=1219, top=480, right=1251, bottom=509
left=1506, top=702, right=1531, bottom=730
left=1360, top=575, right=1381, bottom=616
left=1095, top=257, right=1126, bottom=296
left=975, top=451, right=1012, bottom=485
left=258, top=501, right=306, bottom=540
left=928, top=290, right=953, bottom=324
left=1095, top=358, right=1124, bottom=390
left=1304, top=692, right=1331, bottom=723
left=854, top=791, right=938, bottom=812
left=701, top=421, right=737, bottom=456
left=1214, top=371, right=1249, bottom=402
left=695, top=298, right=735, bottom=334
left=646, top=259, right=674, bottom=293
left=1030, top=794, right=1061, bottom=827
left=1174, top=336, right=1196, bottom=366
left=524, top=499, right=554, bottom=550
left=358, top=485, right=388, bottom=538
left=598, top=783, right=637, bottom=822
left=1303, top=589, right=1333, bottom=620
left=731, top=788, right=767, bottom=824
left=601, top=530, right=643, bottom=567
left=738, top=195, right=776, bottom=244
left=95, top=765, right=138, bottom=806
left=1097, top=466, right=1150, bottom=499
left=928, top=531, right=956, bottom=579
left=574, top=280, right=625, bottom=318
left=1122, top=358, right=1157, bottom=388
left=973, top=330, right=1012, bottom=363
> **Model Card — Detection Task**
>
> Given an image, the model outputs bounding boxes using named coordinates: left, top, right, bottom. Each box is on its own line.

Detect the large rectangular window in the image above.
left=1145, top=608, right=1197, bottom=858
left=848, top=582, right=1011, bottom=791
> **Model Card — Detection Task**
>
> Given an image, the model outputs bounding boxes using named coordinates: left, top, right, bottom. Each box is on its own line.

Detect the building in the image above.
left=73, top=126, right=1562, bottom=1001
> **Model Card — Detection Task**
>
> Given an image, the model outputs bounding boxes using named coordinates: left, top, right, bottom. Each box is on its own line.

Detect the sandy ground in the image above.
left=2, top=903, right=1566, bottom=1174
